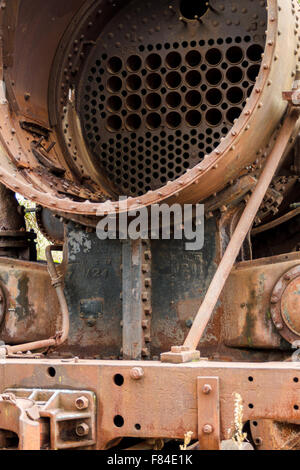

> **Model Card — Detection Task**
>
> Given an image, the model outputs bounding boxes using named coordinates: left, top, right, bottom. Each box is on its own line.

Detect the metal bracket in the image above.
left=122, top=239, right=152, bottom=360
left=197, top=377, right=220, bottom=450
left=4, top=389, right=96, bottom=450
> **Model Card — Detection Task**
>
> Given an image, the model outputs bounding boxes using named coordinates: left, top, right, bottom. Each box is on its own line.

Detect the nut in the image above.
left=75, top=396, right=89, bottom=410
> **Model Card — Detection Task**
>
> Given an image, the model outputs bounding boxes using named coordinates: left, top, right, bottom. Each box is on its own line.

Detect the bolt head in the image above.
left=202, top=384, right=212, bottom=395
left=275, top=322, right=283, bottom=330
left=271, top=296, right=279, bottom=304
left=130, top=367, right=144, bottom=380
left=202, top=424, right=213, bottom=434
left=76, top=422, right=89, bottom=437
left=75, top=396, right=89, bottom=410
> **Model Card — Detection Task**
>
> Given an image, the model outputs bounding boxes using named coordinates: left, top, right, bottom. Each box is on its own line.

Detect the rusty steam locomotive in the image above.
left=0, top=0, right=299, bottom=451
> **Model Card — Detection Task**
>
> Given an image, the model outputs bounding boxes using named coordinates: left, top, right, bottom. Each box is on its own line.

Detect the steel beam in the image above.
left=1, top=359, right=300, bottom=449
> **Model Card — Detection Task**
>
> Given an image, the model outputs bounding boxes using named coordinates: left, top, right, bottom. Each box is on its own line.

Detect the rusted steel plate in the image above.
left=0, top=257, right=59, bottom=345
left=222, top=251, right=300, bottom=349
left=1, top=359, right=300, bottom=449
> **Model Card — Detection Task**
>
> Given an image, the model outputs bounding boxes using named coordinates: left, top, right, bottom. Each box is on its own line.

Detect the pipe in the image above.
left=251, top=206, right=300, bottom=236
left=4, top=245, right=69, bottom=355
left=183, top=110, right=300, bottom=351
left=45, top=245, right=69, bottom=345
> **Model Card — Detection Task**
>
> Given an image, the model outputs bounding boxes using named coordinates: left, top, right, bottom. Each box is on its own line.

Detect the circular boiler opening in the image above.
left=67, top=0, right=267, bottom=199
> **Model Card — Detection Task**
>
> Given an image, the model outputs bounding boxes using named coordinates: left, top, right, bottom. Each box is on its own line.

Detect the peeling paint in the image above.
left=68, top=230, right=92, bottom=261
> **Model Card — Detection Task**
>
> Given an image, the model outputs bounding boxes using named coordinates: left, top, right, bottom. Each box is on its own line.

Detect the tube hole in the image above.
left=247, top=64, right=261, bottom=82
left=146, top=53, right=162, bottom=71
left=166, top=92, right=181, bottom=108
left=126, top=74, right=142, bottom=91
left=205, top=48, right=223, bottom=66
left=206, top=88, right=222, bottom=106
left=185, top=50, right=201, bottom=67
left=107, top=56, right=123, bottom=74
left=226, top=107, right=241, bottom=123
left=127, top=55, right=142, bottom=72
left=126, top=114, right=141, bottom=130
left=107, top=95, right=122, bottom=112
left=146, top=73, right=162, bottom=90
left=146, top=112, right=162, bottom=129
left=145, top=93, right=162, bottom=110
left=226, top=66, right=243, bottom=83
left=186, top=70, right=201, bottom=87
left=247, top=44, right=264, bottom=62
left=206, top=68, right=222, bottom=86
left=186, top=110, right=202, bottom=127
left=186, top=90, right=202, bottom=107
left=166, top=52, right=182, bottom=69
left=166, top=112, right=182, bottom=128
left=226, top=46, right=243, bottom=64
left=205, top=108, right=222, bottom=126
left=107, top=76, right=122, bottom=93
left=126, top=94, right=142, bottom=111
left=107, top=115, right=123, bottom=132
left=226, top=86, right=244, bottom=104
left=166, top=71, right=182, bottom=89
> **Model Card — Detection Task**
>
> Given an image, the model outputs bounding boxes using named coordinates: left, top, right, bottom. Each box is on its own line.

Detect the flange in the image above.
left=270, top=264, right=300, bottom=344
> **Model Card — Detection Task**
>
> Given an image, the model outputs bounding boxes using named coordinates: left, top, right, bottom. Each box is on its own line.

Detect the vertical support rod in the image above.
left=183, top=111, right=299, bottom=351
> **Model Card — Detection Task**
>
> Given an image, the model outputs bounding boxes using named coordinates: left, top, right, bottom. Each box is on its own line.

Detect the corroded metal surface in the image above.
left=270, top=264, right=300, bottom=344
left=222, top=252, right=300, bottom=349
left=0, top=257, right=59, bottom=346
left=0, top=0, right=297, bottom=218
left=0, top=389, right=96, bottom=450
left=0, top=359, right=300, bottom=449
left=0, top=0, right=300, bottom=451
